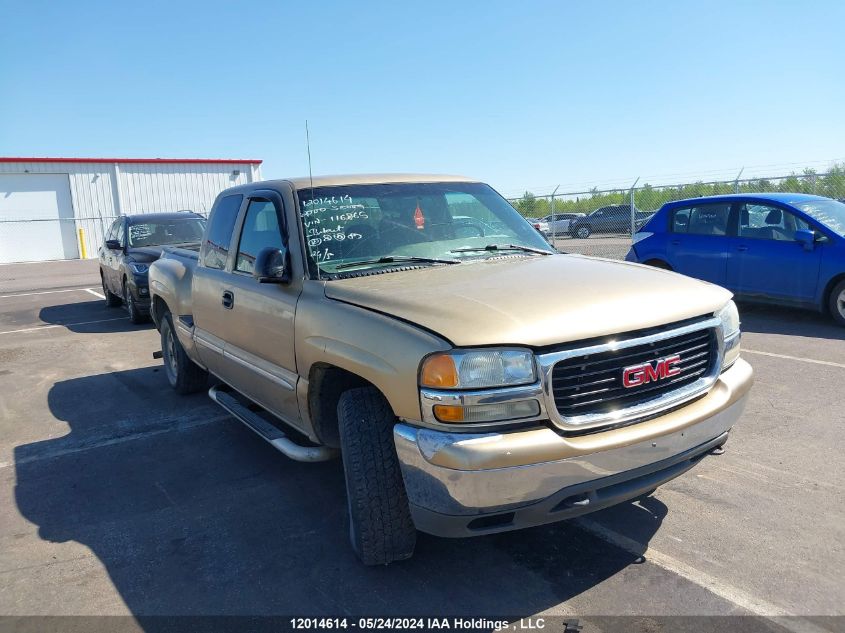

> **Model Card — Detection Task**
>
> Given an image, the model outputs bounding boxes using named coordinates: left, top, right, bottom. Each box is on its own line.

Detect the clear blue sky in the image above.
left=2, top=0, right=843, bottom=197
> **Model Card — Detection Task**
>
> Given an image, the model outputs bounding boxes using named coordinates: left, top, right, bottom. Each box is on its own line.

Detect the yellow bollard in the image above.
left=78, top=228, right=87, bottom=259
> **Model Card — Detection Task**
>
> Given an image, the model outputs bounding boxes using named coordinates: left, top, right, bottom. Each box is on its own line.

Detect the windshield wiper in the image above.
left=450, top=243, right=554, bottom=255
left=333, top=255, right=461, bottom=271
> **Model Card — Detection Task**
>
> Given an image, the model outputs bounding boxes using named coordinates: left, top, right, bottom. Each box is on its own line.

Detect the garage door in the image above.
left=0, top=173, right=79, bottom=263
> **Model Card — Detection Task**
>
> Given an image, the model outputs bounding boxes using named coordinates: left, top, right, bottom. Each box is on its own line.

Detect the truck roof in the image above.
left=280, top=173, right=479, bottom=189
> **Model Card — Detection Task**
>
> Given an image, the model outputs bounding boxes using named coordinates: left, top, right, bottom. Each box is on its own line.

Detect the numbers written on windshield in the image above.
left=301, top=195, right=374, bottom=262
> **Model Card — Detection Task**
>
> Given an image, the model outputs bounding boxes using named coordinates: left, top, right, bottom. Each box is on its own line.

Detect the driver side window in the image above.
left=105, top=220, right=118, bottom=242
left=235, top=199, right=284, bottom=275
left=738, top=204, right=808, bottom=241
left=115, top=220, right=125, bottom=247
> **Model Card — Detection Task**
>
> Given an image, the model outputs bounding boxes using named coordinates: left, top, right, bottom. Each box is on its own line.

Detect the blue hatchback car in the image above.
left=626, top=193, right=845, bottom=326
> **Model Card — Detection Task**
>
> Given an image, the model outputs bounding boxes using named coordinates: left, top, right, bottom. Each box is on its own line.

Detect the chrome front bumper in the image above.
left=394, top=358, right=753, bottom=537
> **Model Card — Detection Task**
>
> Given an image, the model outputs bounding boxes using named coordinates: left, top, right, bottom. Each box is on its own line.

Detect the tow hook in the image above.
left=709, top=445, right=725, bottom=455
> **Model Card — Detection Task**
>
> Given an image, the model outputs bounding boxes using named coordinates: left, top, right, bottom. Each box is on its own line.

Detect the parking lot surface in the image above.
left=0, top=260, right=843, bottom=628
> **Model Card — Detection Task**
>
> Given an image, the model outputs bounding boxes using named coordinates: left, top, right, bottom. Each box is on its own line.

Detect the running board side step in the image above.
left=209, top=384, right=338, bottom=462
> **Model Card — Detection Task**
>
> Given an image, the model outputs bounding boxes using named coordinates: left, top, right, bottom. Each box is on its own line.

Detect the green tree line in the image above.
left=511, top=164, right=845, bottom=218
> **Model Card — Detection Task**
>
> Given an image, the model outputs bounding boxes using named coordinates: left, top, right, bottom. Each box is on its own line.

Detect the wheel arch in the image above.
left=151, top=295, right=170, bottom=330
left=821, top=272, right=845, bottom=314
left=307, top=363, right=384, bottom=449
left=643, top=258, right=673, bottom=271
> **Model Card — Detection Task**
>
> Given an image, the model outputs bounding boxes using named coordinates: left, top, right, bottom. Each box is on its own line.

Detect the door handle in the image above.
left=737, top=245, right=749, bottom=252
left=670, top=240, right=680, bottom=246
left=222, top=290, right=234, bottom=309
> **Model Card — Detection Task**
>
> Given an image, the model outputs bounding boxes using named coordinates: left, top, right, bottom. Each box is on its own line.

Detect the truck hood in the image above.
left=323, top=255, right=732, bottom=347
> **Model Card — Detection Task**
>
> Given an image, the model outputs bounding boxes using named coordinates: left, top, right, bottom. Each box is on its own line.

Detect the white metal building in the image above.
left=0, top=157, right=263, bottom=263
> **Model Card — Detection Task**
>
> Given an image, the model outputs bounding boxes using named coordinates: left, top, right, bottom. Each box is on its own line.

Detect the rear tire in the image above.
left=337, top=387, right=416, bottom=565
left=829, top=279, right=845, bottom=327
left=102, top=275, right=121, bottom=307
left=160, top=312, right=208, bottom=394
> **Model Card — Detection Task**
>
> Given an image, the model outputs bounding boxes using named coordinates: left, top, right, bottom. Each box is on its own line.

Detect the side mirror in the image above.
left=253, top=246, right=289, bottom=284
left=105, top=239, right=121, bottom=250
left=794, top=229, right=816, bottom=251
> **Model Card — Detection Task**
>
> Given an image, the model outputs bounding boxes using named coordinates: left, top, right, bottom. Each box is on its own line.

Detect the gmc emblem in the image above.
left=622, top=355, right=682, bottom=388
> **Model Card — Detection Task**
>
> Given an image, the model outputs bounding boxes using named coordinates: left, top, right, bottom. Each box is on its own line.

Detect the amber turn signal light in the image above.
left=432, top=404, right=465, bottom=423
left=420, top=353, right=459, bottom=388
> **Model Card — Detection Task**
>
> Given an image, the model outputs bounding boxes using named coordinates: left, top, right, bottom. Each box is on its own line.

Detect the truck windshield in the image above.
left=793, top=199, right=845, bottom=237
left=128, top=218, right=206, bottom=247
left=296, top=182, right=551, bottom=275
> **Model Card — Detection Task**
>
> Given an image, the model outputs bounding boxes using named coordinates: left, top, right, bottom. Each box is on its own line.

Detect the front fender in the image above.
left=295, top=282, right=450, bottom=422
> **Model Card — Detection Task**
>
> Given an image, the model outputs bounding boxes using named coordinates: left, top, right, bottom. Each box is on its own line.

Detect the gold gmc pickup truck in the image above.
left=148, top=174, right=753, bottom=565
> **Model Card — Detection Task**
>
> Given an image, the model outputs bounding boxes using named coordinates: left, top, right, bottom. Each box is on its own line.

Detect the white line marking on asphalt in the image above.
left=573, top=517, right=833, bottom=633
left=0, top=317, right=126, bottom=335
left=0, top=287, right=93, bottom=298
left=743, top=349, right=845, bottom=369
left=85, top=287, right=105, bottom=299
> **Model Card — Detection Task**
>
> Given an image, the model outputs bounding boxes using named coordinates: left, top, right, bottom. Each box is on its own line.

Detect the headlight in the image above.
left=420, top=349, right=536, bottom=390
left=129, top=262, right=149, bottom=274
left=716, top=300, right=741, bottom=369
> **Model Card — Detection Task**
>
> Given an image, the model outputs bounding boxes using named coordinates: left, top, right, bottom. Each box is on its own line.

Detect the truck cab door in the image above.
left=665, top=202, right=732, bottom=287
left=215, top=193, right=303, bottom=428
left=192, top=194, right=245, bottom=377
left=725, top=202, right=822, bottom=303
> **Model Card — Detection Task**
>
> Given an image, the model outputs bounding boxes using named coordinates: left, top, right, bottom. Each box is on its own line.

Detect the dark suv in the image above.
left=569, top=205, right=653, bottom=238
left=98, top=212, right=206, bottom=323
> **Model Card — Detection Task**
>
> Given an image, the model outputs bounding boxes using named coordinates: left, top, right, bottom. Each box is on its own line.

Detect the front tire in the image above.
left=160, top=312, right=208, bottom=394
left=337, top=387, right=416, bottom=565
left=829, top=279, right=845, bottom=327
left=575, top=226, right=591, bottom=239
left=123, top=281, right=148, bottom=324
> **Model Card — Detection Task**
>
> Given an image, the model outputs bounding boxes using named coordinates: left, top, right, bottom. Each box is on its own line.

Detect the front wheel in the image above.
left=575, top=226, right=591, bottom=239
left=123, top=281, right=148, bottom=324
left=160, top=312, right=208, bottom=394
left=829, top=279, right=845, bottom=327
left=338, top=387, right=416, bottom=565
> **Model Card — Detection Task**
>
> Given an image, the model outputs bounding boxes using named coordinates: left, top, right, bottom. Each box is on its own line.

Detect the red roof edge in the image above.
left=0, top=157, right=262, bottom=165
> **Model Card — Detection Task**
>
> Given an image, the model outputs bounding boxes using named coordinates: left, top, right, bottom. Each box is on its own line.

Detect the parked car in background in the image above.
left=98, top=212, right=206, bottom=323
left=451, top=215, right=507, bottom=238
left=569, top=205, right=653, bottom=238
left=627, top=193, right=845, bottom=326
left=148, top=174, right=751, bottom=565
left=535, top=213, right=584, bottom=237
left=530, top=217, right=550, bottom=236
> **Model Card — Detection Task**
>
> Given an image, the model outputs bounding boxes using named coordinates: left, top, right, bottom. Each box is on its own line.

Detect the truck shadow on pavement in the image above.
left=38, top=300, right=153, bottom=334
left=738, top=302, right=845, bottom=340
left=14, top=367, right=667, bottom=618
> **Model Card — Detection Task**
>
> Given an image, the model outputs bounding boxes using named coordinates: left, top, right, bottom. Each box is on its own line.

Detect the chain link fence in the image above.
left=2, top=167, right=845, bottom=289
left=510, top=167, right=845, bottom=260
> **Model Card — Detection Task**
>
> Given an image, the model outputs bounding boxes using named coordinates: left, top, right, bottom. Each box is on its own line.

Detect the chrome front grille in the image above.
left=537, top=317, right=723, bottom=432
left=551, top=328, right=715, bottom=417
